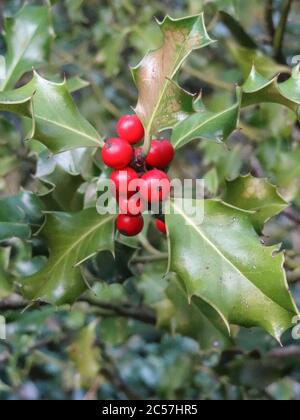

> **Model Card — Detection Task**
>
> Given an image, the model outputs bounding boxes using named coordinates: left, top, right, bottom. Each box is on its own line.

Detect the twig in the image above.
left=83, top=376, right=102, bottom=401
left=283, top=208, right=300, bottom=225
left=184, top=65, right=233, bottom=91
left=287, top=268, right=300, bottom=283
left=0, top=296, right=156, bottom=325
left=273, top=0, right=293, bottom=63
left=98, top=340, right=140, bottom=400
left=0, top=300, right=45, bottom=311
left=101, top=367, right=140, bottom=400
left=79, top=297, right=156, bottom=325
left=132, top=254, right=168, bottom=264
left=250, top=156, right=265, bottom=177
left=138, top=235, right=164, bottom=257
left=265, top=0, right=275, bottom=41
left=269, top=346, right=300, bottom=358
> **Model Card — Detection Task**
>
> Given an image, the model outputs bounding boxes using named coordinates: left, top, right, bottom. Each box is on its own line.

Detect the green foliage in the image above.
left=0, top=5, right=54, bottom=91
left=224, top=175, right=288, bottom=230
left=241, top=66, right=300, bottom=115
left=21, top=210, right=115, bottom=305
left=167, top=199, right=297, bottom=342
left=1, top=0, right=300, bottom=401
left=132, top=14, right=214, bottom=141
left=0, top=72, right=103, bottom=152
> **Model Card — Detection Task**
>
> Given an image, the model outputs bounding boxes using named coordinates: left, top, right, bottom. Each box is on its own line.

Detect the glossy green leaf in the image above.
left=34, top=147, right=96, bottom=211
left=0, top=86, right=33, bottom=117
left=0, top=192, right=43, bottom=241
left=0, top=72, right=103, bottom=153
left=166, top=199, right=299, bottom=341
left=20, top=209, right=115, bottom=305
left=224, top=175, right=288, bottom=230
left=132, top=14, right=214, bottom=136
left=263, top=147, right=300, bottom=203
left=240, top=66, right=300, bottom=117
left=66, top=76, right=89, bottom=93
left=0, top=200, right=30, bottom=241
left=29, top=72, right=103, bottom=153
left=0, top=5, right=54, bottom=91
left=171, top=101, right=239, bottom=149
left=200, top=142, right=243, bottom=184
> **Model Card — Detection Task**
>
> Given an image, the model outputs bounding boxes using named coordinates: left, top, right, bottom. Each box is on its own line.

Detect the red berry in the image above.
left=139, top=169, right=171, bottom=203
left=116, top=214, right=144, bottom=237
left=110, top=168, right=138, bottom=197
left=118, top=195, right=146, bottom=215
left=102, top=138, right=133, bottom=170
left=146, top=139, right=175, bottom=169
left=117, top=115, right=144, bottom=145
left=155, top=219, right=167, bottom=235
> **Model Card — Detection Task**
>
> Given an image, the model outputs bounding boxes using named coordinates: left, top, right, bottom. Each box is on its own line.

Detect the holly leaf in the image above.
left=132, top=14, right=214, bottom=137
left=0, top=192, right=43, bottom=242
left=20, top=209, right=115, bottom=305
left=0, top=5, right=54, bottom=91
left=0, top=72, right=103, bottom=153
left=240, top=65, right=300, bottom=117
left=224, top=175, right=288, bottom=231
left=156, top=274, right=233, bottom=350
left=66, top=76, right=89, bottom=93
left=33, top=147, right=97, bottom=211
left=30, top=72, right=103, bottom=152
left=0, top=86, right=33, bottom=117
left=166, top=199, right=299, bottom=342
left=171, top=100, right=239, bottom=149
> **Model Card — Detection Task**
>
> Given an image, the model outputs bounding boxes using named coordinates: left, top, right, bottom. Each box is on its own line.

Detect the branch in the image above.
left=287, top=268, right=300, bottom=283
left=265, top=0, right=275, bottom=41
left=269, top=346, right=300, bottom=358
left=0, top=295, right=46, bottom=311
left=100, top=367, right=140, bottom=400
left=98, top=339, right=140, bottom=400
left=133, top=254, right=168, bottom=264
left=283, top=208, right=300, bottom=225
left=0, top=296, right=156, bottom=325
left=273, top=0, right=293, bottom=63
left=79, top=297, right=156, bottom=325
left=183, top=65, right=233, bottom=91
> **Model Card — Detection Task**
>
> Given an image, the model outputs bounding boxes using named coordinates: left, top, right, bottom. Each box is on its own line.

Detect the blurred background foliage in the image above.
left=1, top=0, right=300, bottom=400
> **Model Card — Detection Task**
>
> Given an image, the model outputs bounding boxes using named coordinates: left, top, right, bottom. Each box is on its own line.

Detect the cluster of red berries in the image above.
left=102, top=115, right=175, bottom=237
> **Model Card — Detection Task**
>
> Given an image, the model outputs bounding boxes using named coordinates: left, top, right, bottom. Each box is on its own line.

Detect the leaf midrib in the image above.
left=173, top=104, right=238, bottom=148
left=34, top=113, right=101, bottom=146
left=48, top=215, right=115, bottom=275
left=170, top=201, right=292, bottom=312
left=145, top=16, right=211, bottom=134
